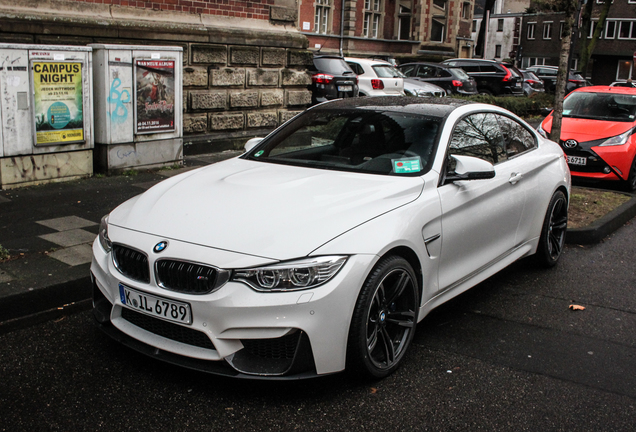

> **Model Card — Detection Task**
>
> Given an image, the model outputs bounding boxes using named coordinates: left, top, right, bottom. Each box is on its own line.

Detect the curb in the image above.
left=566, top=191, right=636, bottom=245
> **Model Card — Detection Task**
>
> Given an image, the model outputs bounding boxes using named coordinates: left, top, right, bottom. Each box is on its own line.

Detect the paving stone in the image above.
left=0, top=270, right=14, bottom=283
left=36, top=216, right=97, bottom=232
left=39, top=229, right=97, bottom=248
left=48, top=244, right=93, bottom=266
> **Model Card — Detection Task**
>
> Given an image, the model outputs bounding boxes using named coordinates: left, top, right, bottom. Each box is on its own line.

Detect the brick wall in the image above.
left=70, top=0, right=274, bottom=20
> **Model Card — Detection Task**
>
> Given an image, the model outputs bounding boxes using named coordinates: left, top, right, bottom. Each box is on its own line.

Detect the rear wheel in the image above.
left=535, top=190, right=568, bottom=267
left=347, top=256, right=419, bottom=379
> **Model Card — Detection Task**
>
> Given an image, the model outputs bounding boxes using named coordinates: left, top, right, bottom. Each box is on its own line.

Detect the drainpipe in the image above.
left=340, top=0, right=345, bottom=57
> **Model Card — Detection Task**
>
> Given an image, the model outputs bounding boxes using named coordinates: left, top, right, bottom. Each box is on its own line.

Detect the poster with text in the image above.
left=135, top=60, right=175, bottom=134
left=33, top=62, right=84, bottom=145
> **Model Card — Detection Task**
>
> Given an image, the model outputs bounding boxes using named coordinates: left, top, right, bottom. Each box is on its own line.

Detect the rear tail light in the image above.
left=313, top=73, right=333, bottom=84
left=501, top=65, right=513, bottom=82
left=371, top=79, right=384, bottom=90
left=452, top=80, right=463, bottom=87
left=527, top=79, right=537, bottom=85
left=569, top=79, right=585, bottom=84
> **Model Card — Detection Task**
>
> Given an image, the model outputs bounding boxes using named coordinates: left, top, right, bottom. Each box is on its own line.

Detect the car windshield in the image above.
left=563, top=92, right=636, bottom=121
left=244, top=108, right=442, bottom=175
left=313, top=58, right=355, bottom=75
left=449, top=67, right=470, bottom=80
left=522, top=71, right=539, bottom=80
left=373, top=65, right=404, bottom=78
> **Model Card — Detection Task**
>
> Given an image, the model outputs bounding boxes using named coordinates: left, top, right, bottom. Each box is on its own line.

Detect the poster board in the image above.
left=134, top=59, right=175, bottom=134
left=31, top=61, right=85, bottom=145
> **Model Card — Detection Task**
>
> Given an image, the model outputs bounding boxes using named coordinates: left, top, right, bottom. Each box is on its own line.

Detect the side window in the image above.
left=495, top=115, right=537, bottom=157
left=449, top=113, right=506, bottom=165
left=417, top=66, right=435, bottom=78
left=459, top=64, right=480, bottom=73
left=438, top=69, right=452, bottom=78
left=347, top=62, right=364, bottom=75
left=400, top=65, right=416, bottom=77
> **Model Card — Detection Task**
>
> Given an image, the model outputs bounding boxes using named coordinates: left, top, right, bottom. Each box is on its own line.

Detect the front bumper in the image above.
left=90, top=235, right=375, bottom=379
left=561, top=140, right=635, bottom=183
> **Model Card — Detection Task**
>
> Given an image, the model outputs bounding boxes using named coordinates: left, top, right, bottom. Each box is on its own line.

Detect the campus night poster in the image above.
left=32, top=62, right=84, bottom=145
left=134, top=60, right=175, bottom=134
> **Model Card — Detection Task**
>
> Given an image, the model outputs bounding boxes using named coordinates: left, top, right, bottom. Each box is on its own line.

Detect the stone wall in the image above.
left=0, top=0, right=311, bottom=153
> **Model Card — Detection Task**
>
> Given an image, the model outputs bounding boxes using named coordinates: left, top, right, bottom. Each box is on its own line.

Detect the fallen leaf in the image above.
left=569, top=304, right=586, bottom=311
left=370, top=387, right=378, bottom=394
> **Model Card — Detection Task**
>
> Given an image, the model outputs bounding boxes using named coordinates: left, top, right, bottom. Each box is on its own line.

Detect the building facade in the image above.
left=298, top=0, right=476, bottom=61
left=519, top=0, right=636, bottom=84
left=0, top=0, right=314, bottom=152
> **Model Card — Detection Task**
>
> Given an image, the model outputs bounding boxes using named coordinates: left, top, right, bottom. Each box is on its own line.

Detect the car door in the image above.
left=436, top=112, right=528, bottom=291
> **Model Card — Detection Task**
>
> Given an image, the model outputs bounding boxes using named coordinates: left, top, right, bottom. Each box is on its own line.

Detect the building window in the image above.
left=495, top=45, right=502, bottom=58
left=363, top=0, right=382, bottom=38
left=462, top=2, right=471, bottom=19
left=559, top=21, right=564, bottom=39
left=472, top=20, right=478, bottom=32
left=617, top=60, right=633, bottom=80
left=543, top=22, right=552, bottom=39
left=314, top=0, right=331, bottom=34
left=527, top=23, right=536, bottom=40
left=497, top=19, right=504, bottom=32
left=431, top=19, right=446, bottom=42
left=398, top=4, right=412, bottom=40
left=605, top=20, right=616, bottom=39
left=618, top=21, right=636, bottom=39
left=433, top=0, right=446, bottom=9
left=587, top=20, right=598, bottom=38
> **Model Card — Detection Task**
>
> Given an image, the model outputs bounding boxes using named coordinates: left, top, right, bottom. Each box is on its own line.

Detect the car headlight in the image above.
left=98, top=215, right=112, bottom=253
left=232, top=256, right=348, bottom=292
left=537, top=124, right=548, bottom=139
left=598, top=128, right=632, bottom=146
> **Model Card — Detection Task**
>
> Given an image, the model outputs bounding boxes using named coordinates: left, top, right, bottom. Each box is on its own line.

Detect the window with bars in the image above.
left=314, top=0, right=331, bottom=34
left=363, top=0, right=382, bottom=38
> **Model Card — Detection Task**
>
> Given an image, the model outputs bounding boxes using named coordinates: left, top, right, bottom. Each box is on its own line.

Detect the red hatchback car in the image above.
left=538, top=86, right=636, bottom=191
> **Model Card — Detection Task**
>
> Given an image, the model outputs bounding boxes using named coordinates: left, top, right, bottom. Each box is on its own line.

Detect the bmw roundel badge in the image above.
left=153, top=241, right=168, bottom=253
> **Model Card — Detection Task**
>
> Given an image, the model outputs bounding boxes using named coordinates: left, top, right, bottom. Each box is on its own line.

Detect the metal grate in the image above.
left=113, top=244, right=150, bottom=283
left=121, top=307, right=216, bottom=350
left=242, top=332, right=301, bottom=360
left=156, top=260, right=219, bottom=294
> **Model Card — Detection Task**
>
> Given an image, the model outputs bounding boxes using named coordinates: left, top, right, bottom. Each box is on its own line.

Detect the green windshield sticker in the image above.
left=255, top=150, right=264, bottom=157
left=393, top=157, right=421, bottom=173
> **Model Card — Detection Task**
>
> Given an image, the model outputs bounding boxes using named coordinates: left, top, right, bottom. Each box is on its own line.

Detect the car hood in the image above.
left=543, top=116, right=634, bottom=142
left=108, top=158, right=425, bottom=261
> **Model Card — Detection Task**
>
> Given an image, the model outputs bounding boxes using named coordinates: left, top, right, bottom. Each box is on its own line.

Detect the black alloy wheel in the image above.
left=536, top=190, right=568, bottom=267
left=623, top=156, right=636, bottom=192
left=347, top=255, right=419, bottom=378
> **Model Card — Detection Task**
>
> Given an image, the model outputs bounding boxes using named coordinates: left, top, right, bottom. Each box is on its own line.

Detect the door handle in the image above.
left=509, top=172, right=523, bottom=184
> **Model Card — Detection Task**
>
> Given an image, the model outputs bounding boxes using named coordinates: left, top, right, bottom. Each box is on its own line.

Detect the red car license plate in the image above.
left=567, top=155, right=586, bottom=166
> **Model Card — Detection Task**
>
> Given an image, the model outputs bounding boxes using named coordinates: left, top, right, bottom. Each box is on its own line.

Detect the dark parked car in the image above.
left=397, top=62, right=478, bottom=96
left=309, top=55, right=359, bottom=104
left=442, top=58, right=524, bottom=96
left=525, top=65, right=586, bottom=94
left=521, top=70, right=545, bottom=96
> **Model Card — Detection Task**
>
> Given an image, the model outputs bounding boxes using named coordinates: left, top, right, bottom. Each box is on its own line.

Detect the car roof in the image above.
left=345, top=57, right=392, bottom=66
left=444, top=58, right=499, bottom=64
left=571, top=85, right=636, bottom=95
left=311, top=95, right=473, bottom=117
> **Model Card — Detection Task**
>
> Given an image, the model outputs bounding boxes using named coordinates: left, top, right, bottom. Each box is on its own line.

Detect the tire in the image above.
left=347, top=255, right=419, bottom=379
left=478, top=89, right=493, bottom=96
left=535, top=190, right=568, bottom=267
left=622, top=156, right=636, bottom=192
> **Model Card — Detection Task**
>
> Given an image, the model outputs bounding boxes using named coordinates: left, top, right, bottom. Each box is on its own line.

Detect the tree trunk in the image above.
left=474, top=0, right=496, bottom=58
left=549, top=14, right=576, bottom=143
left=579, top=0, right=613, bottom=77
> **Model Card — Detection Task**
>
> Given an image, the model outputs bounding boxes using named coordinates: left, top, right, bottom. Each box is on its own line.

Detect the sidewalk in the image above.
left=1, top=150, right=635, bottom=332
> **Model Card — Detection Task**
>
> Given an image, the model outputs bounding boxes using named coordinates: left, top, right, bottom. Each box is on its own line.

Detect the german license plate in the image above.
left=338, top=85, right=353, bottom=92
left=567, top=155, right=586, bottom=166
left=119, top=283, right=192, bottom=324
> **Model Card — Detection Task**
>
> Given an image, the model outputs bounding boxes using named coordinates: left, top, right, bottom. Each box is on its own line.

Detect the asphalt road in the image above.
left=1, top=222, right=635, bottom=431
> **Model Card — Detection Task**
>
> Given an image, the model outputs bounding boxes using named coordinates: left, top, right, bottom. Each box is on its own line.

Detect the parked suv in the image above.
left=441, top=58, right=523, bottom=96
left=398, top=62, right=478, bottom=96
left=345, top=57, right=404, bottom=97
left=525, top=65, right=586, bottom=94
left=309, top=55, right=359, bottom=104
